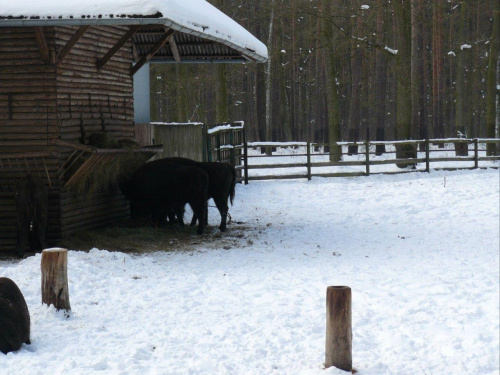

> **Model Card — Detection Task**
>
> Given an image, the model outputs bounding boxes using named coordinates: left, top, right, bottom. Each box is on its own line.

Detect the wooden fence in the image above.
left=149, top=122, right=206, bottom=161
left=239, top=138, right=500, bottom=183
left=206, top=122, right=245, bottom=182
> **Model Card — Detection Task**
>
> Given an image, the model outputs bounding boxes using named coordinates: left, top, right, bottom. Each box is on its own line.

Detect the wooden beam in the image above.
left=97, top=25, right=142, bottom=71
left=168, top=37, right=181, bottom=62
left=34, top=27, right=50, bottom=64
left=132, top=42, right=140, bottom=62
left=130, top=28, right=176, bottom=76
left=56, top=26, right=90, bottom=65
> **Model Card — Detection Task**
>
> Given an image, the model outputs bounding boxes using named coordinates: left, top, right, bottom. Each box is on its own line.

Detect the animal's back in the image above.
left=0, top=277, right=30, bottom=354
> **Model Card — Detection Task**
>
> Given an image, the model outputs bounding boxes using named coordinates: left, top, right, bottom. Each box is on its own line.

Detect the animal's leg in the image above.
left=190, top=202, right=205, bottom=235
left=214, top=199, right=229, bottom=232
left=34, top=223, right=47, bottom=252
left=190, top=201, right=208, bottom=227
left=167, top=209, right=176, bottom=225
left=189, top=213, right=197, bottom=226
left=175, top=206, right=185, bottom=227
left=16, top=225, right=27, bottom=258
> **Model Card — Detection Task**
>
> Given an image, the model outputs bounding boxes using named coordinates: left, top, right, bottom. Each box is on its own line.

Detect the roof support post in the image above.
left=130, top=28, right=176, bottom=76
left=97, top=25, right=142, bottom=71
left=168, top=38, right=181, bottom=62
left=33, top=27, right=51, bottom=64
left=56, top=25, right=90, bottom=65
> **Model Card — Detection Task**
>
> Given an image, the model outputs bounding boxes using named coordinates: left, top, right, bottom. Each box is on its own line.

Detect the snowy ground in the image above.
left=1, top=164, right=499, bottom=374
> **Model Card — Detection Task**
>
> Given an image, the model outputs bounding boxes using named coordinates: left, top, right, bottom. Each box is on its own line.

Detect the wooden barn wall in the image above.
left=54, top=25, right=135, bottom=240
left=0, top=27, right=61, bottom=254
left=0, top=26, right=136, bottom=254
left=55, top=25, right=135, bottom=143
left=60, top=187, right=129, bottom=238
left=0, top=27, right=59, bottom=146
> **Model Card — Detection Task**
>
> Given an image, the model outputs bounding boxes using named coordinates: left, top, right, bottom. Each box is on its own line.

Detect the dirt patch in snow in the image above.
left=56, top=219, right=256, bottom=254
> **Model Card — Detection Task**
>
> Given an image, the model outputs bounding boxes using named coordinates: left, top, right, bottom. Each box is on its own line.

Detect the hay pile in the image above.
left=69, top=132, right=150, bottom=196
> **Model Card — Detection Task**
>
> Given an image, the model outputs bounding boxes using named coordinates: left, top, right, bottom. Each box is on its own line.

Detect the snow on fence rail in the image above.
left=239, top=138, right=500, bottom=183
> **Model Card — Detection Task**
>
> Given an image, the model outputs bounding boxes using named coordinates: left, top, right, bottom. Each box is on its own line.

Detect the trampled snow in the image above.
left=1, top=166, right=499, bottom=374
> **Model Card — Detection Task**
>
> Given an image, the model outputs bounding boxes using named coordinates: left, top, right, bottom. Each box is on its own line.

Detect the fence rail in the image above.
left=239, top=138, right=500, bottom=184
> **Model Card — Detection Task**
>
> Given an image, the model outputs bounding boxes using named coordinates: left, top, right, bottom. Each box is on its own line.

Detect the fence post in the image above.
left=325, top=286, right=352, bottom=372
left=217, top=133, right=221, bottom=162
left=474, top=139, right=479, bottom=169
left=307, top=142, right=312, bottom=180
left=243, top=138, right=249, bottom=185
left=425, top=139, right=430, bottom=173
left=229, top=131, right=235, bottom=167
left=365, top=140, right=370, bottom=176
left=206, top=135, right=212, bottom=162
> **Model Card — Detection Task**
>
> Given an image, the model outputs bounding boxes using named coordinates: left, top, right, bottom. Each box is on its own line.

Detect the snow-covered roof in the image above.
left=0, top=0, right=268, bottom=63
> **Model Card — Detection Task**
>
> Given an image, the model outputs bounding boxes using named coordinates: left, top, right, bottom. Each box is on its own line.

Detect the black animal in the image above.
left=120, top=163, right=208, bottom=234
left=15, top=174, right=48, bottom=258
left=149, top=158, right=236, bottom=232
left=0, top=277, right=31, bottom=355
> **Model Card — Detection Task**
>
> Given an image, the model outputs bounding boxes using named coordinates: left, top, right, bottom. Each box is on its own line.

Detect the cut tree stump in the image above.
left=325, top=286, right=352, bottom=372
left=41, top=248, right=71, bottom=311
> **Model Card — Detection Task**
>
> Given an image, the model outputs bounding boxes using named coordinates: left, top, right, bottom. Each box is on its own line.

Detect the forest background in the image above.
left=149, top=0, right=499, bottom=158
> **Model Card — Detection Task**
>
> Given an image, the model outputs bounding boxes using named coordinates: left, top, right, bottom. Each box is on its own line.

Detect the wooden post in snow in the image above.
left=325, top=286, right=352, bottom=372
left=41, top=248, right=71, bottom=311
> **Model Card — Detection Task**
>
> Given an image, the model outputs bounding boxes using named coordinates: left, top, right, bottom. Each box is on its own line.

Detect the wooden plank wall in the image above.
left=134, top=123, right=153, bottom=146
left=0, top=27, right=61, bottom=254
left=55, top=25, right=135, bottom=143
left=55, top=25, right=135, bottom=240
left=0, top=26, right=136, bottom=254
left=152, top=123, right=205, bottom=161
left=60, top=187, right=129, bottom=237
left=0, top=27, right=59, bottom=146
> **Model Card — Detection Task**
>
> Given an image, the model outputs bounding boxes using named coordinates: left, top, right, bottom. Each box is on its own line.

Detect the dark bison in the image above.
left=120, top=163, right=208, bottom=234
left=149, top=158, right=236, bottom=232
left=15, top=174, right=48, bottom=258
left=0, top=277, right=31, bottom=354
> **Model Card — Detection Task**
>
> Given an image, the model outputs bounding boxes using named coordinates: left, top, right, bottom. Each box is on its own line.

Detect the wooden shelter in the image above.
left=0, top=1, right=267, bottom=254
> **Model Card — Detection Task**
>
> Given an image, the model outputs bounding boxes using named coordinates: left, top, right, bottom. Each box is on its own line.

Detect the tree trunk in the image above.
left=418, top=0, right=430, bottom=150
left=216, top=65, right=229, bottom=123
left=375, top=0, right=388, bottom=156
left=322, top=0, right=342, bottom=161
left=432, top=0, right=444, bottom=139
left=347, top=3, right=362, bottom=155
left=486, top=2, right=499, bottom=155
left=175, top=64, right=188, bottom=122
left=411, top=0, right=421, bottom=142
left=455, top=0, right=469, bottom=140
left=265, top=0, right=276, bottom=154
left=41, top=248, right=71, bottom=312
left=394, top=0, right=416, bottom=166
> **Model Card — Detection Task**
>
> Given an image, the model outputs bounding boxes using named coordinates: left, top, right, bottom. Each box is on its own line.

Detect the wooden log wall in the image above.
left=1, top=27, right=60, bottom=254
left=55, top=25, right=135, bottom=143
left=55, top=25, right=135, bottom=243
left=0, top=25, right=137, bottom=255
left=60, top=186, right=129, bottom=238
left=0, top=27, right=59, bottom=146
